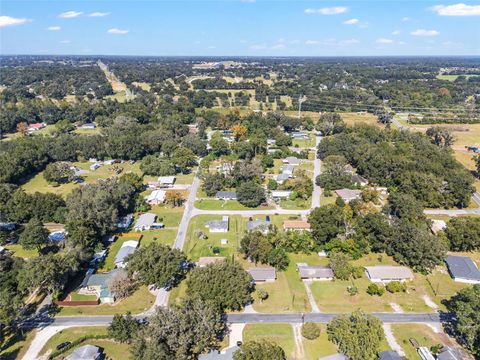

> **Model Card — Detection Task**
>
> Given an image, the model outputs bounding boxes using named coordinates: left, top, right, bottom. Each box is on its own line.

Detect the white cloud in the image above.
left=305, top=7, right=348, bottom=15
left=47, top=26, right=61, bottom=31
left=88, top=12, right=110, bottom=17
left=271, top=44, right=286, bottom=50
left=249, top=44, right=266, bottom=50
left=107, top=28, right=129, bottom=34
left=401, top=17, right=411, bottom=22
left=392, top=30, right=401, bottom=35
left=431, top=3, right=480, bottom=16
left=59, top=11, right=83, bottom=18
left=411, top=29, right=439, bottom=36
left=343, top=18, right=359, bottom=25
left=340, top=39, right=360, bottom=45
left=376, top=38, right=394, bottom=44
left=0, top=15, right=30, bottom=28
left=305, top=40, right=320, bottom=45
left=60, top=40, right=71, bottom=44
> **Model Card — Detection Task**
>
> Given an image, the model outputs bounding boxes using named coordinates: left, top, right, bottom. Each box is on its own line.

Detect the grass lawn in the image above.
left=340, top=112, right=382, bottom=128
left=243, top=324, right=295, bottom=359
left=310, top=254, right=434, bottom=313
left=184, top=215, right=245, bottom=261
left=392, top=324, right=454, bottom=360
left=40, top=326, right=130, bottom=360
left=292, top=133, right=316, bottom=148
left=22, top=161, right=143, bottom=198
left=303, top=325, right=339, bottom=360
left=0, top=328, right=37, bottom=360
left=320, top=191, right=338, bottom=206
left=98, top=234, right=142, bottom=272
left=140, top=228, right=177, bottom=247
left=70, top=293, right=98, bottom=301
left=57, top=286, right=154, bottom=316
left=194, top=199, right=273, bottom=211
left=149, top=205, right=184, bottom=227
left=277, top=197, right=311, bottom=210
left=4, top=244, right=38, bottom=259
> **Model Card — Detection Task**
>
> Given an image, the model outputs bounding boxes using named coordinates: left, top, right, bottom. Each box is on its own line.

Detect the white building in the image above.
left=145, top=189, right=166, bottom=205
left=365, top=266, right=414, bottom=283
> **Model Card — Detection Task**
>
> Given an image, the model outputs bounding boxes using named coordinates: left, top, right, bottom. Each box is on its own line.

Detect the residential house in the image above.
left=281, top=164, right=294, bottom=176
left=248, top=267, right=276, bottom=283
left=215, top=191, right=237, bottom=200
left=89, top=163, right=101, bottom=171
left=198, top=346, right=239, bottom=360
left=48, top=231, right=66, bottom=242
left=335, top=188, right=362, bottom=203
left=378, top=351, right=403, bottom=360
left=437, top=347, right=463, bottom=360
left=271, top=190, right=292, bottom=200
left=445, top=255, right=480, bottom=284
left=365, top=266, right=414, bottom=283
left=78, top=269, right=122, bottom=303
left=297, top=264, right=334, bottom=281
left=89, top=250, right=107, bottom=266
left=66, top=345, right=102, bottom=360
left=283, top=220, right=311, bottom=231
left=430, top=219, right=447, bottom=235
left=134, top=213, right=157, bottom=231
left=81, top=123, right=96, bottom=129
left=115, top=240, right=139, bottom=268
left=206, top=216, right=229, bottom=233
left=276, top=173, right=290, bottom=184
left=351, top=174, right=368, bottom=187
left=158, top=176, right=176, bottom=187
left=283, top=157, right=301, bottom=166
left=145, top=189, right=166, bottom=205
left=217, top=163, right=234, bottom=175
left=27, top=122, right=46, bottom=133
left=197, top=257, right=226, bottom=268
left=417, top=347, right=435, bottom=360
left=117, top=214, right=133, bottom=229
left=247, top=220, right=270, bottom=234
left=292, top=131, right=308, bottom=140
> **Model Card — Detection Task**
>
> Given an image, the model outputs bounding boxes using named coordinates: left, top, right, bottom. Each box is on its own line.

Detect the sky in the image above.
left=1, top=0, right=480, bottom=56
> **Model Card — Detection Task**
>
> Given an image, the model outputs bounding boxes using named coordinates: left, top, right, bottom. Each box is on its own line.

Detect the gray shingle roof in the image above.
left=206, top=220, right=229, bottom=231
left=379, top=351, right=403, bottom=360
left=248, top=267, right=276, bottom=281
left=134, top=212, right=156, bottom=229
left=445, top=255, right=480, bottom=281
left=66, top=345, right=101, bottom=360
left=246, top=220, right=270, bottom=232
left=216, top=191, right=237, bottom=199
left=298, top=266, right=333, bottom=279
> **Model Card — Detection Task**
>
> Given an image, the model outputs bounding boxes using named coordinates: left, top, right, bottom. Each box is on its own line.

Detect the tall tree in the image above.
left=233, top=341, right=286, bottom=360
left=308, top=204, right=345, bottom=246
left=19, top=218, right=49, bottom=252
left=327, top=310, right=384, bottom=360
left=108, top=312, right=141, bottom=344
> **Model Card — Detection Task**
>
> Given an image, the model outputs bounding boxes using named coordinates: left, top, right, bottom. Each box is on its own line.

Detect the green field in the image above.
left=57, top=286, right=154, bottom=316
left=4, top=244, right=38, bottom=259
left=98, top=234, right=142, bottom=272
left=194, top=198, right=273, bottom=211
left=243, top=324, right=296, bottom=359
left=40, top=326, right=130, bottom=360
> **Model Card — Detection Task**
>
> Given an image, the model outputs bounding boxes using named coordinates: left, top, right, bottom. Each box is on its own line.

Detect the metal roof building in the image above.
left=445, top=255, right=480, bottom=284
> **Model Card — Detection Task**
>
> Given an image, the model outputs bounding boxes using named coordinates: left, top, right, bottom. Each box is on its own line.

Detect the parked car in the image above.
left=56, top=341, right=71, bottom=350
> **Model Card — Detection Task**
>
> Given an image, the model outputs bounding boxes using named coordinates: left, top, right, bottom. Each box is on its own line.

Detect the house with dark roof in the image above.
left=215, top=191, right=237, bottom=200
left=248, top=267, right=276, bottom=283
left=66, top=344, right=102, bottom=360
left=378, top=351, right=402, bottom=360
left=445, top=255, right=480, bottom=284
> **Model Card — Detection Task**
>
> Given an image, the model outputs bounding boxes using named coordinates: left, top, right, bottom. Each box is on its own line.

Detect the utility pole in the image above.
left=298, top=94, right=304, bottom=118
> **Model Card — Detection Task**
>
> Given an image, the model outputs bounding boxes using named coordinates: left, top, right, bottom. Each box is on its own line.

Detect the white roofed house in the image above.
left=297, top=264, right=334, bottom=281
left=158, top=176, right=176, bottom=188
left=283, top=157, right=301, bottom=166
left=134, top=212, right=157, bottom=231
left=115, top=240, right=139, bottom=268
left=246, top=220, right=271, bottom=234
left=281, top=164, right=294, bottom=176
left=145, top=189, right=166, bottom=205
left=365, top=266, right=414, bottom=283
left=271, top=190, right=292, bottom=201
left=276, top=173, right=290, bottom=184
left=248, top=267, right=276, bottom=283
left=335, top=188, right=362, bottom=203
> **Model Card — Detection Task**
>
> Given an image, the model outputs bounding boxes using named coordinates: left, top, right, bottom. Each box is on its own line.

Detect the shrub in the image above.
left=257, top=288, right=269, bottom=302
left=386, top=281, right=407, bottom=293
left=366, top=283, right=385, bottom=296
left=347, top=286, right=358, bottom=296
left=351, top=266, right=364, bottom=279
left=301, top=322, right=321, bottom=340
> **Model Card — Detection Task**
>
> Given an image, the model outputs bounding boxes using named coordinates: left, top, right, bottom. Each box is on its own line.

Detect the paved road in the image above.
left=26, top=311, right=446, bottom=329
left=424, top=192, right=480, bottom=216
left=311, top=134, right=322, bottom=209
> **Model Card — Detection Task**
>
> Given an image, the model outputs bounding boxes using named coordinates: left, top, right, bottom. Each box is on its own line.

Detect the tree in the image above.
left=426, top=126, right=455, bottom=148
left=316, top=113, right=345, bottom=136
left=43, top=162, right=75, bottom=184
left=233, top=341, right=286, bottom=360
left=388, top=221, right=447, bottom=274
left=186, top=261, right=253, bottom=312
left=475, top=155, right=480, bottom=178
left=308, top=204, right=344, bottom=246
left=301, top=322, right=321, bottom=340
left=16, top=122, right=28, bottom=136
left=108, top=312, right=141, bottom=343
left=237, top=181, right=266, bottom=208
left=131, top=299, right=226, bottom=360
left=366, top=283, right=385, bottom=296
left=202, top=173, right=226, bottom=197
left=386, top=281, right=406, bottom=293
left=445, top=217, right=480, bottom=251
left=275, top=133, right=292, bottom=147
left=256, top=288, right=268, bottom=302
left=140, top=156, right=176, bottom=176
left=230, top=123, right=248, bottom=141
left=19, top=218, right=49, bottom=252
left=165, top=191, right=185, bottom=207
left=107, top=270, right=136, bottom=299
left=210, top=136, right=230, bottom=157
left=329, top=252, right=353, bottom=280
left=327, top=310, right=385, bottom=360
left=0, top=254, right=25, bottom=333
left=375, top=108, right=393, bottom=126
left=386, top=193, right=425, bottom=223
left=126, top=244, right=187, bottom=289
left=354, top=213, right=393, bottom=253
left=444, top=285, right=480, bottom=355
left=172, top=147, right=196, bottom=173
